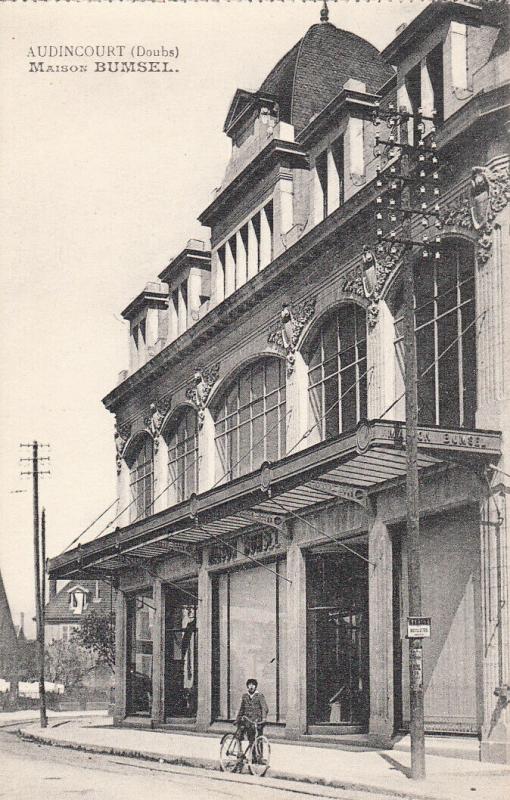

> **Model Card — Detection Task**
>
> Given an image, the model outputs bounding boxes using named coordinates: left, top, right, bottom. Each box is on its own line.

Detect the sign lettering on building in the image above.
left=377, top=423, right=498, bottom=454
left=208, top=528, right=279, bottom=566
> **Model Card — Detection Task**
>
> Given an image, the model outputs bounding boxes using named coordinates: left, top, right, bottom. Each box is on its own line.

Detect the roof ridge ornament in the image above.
left=320, top=0, right=329, bottom=24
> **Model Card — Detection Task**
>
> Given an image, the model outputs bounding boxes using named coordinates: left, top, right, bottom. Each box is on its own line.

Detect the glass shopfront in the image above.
left=126, top=588, right=155, bottom=715
left=307, top=547, right=369, bottom=726
left=212, top=560, right=287, bottom=723
left=164, top=590, right=198, bottom=718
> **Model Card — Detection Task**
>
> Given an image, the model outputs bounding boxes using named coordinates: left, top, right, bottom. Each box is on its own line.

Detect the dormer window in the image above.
left=69, top=587, right=88, bottom=615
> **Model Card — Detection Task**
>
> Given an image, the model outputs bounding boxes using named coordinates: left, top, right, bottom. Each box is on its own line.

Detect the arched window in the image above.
left=126, top=435, right=154, bottom=522
left=165, top=407, right=199, bottom=504
left=214, top=358, right=286, bottom=482
left=308, top=305, right=367, bottom=440
left=394, top=239, right=476, bottom=428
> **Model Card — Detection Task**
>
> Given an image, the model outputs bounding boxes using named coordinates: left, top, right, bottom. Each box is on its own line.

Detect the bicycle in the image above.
left=219, top=715, right=270, bottom=777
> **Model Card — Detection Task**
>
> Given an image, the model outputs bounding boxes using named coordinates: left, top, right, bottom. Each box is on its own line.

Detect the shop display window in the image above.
left=213, top=560, right=286, bottom=723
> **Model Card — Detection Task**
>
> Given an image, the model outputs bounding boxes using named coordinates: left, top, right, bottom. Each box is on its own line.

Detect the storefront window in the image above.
left=307, top=549, right=369, bottom=726
left=126, top=588, right=155, bottom=715
left=214, top=358, right=286, bottom=483
left=127, top=435, right=154, bottom=522
left=165, top=407, right=199, bottom=505
left=213, top=560, right=286, bottom=723
left=308, top=306, right=367, bottom=441
left=394, top=239, right=476, bottom=428
left=165, top=602, right=198, bottom=718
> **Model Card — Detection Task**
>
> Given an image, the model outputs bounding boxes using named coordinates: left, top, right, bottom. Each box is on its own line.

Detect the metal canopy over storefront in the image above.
left=48, top=420, right=501, bottom=580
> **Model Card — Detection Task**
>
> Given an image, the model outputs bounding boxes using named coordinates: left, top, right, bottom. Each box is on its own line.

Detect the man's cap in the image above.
left=246, top=678, right=258, bottom=687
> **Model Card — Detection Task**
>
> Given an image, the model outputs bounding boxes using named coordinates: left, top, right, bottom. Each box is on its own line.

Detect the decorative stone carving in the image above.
left=114, top=422, right=131, bottom=475
left=144, top=397, right=172, bottom=452
left=267, top=297, right=317, bottom=374
left=185, top=364, right=220, bottom=427
left=342, top=243, right=404, bottom=329
left=438, top=155, right=510, bottom=267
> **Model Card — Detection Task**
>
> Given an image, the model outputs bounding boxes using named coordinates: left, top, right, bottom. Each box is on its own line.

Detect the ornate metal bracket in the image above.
left=185, top=364, right=220, bottom=428
left=267, top=297, right=316, bottom=374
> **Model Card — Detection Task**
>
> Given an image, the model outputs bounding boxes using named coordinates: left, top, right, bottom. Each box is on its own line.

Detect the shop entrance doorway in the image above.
left=307, top=547, right=369, bottom=727
left=164, top=586, right=198, bottom=719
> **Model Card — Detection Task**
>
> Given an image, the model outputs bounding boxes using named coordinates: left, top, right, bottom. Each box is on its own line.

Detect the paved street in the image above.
left=0, top=729, right=397, bottom=800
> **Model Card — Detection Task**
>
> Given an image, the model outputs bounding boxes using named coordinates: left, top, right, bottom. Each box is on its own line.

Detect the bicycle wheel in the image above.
left=219, top=733, right=242, bottom=772
left=248, top=735, right=270, bottom=777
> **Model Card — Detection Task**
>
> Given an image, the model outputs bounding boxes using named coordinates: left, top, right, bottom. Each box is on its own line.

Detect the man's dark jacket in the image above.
left=235, top=691, right=268, bottom=725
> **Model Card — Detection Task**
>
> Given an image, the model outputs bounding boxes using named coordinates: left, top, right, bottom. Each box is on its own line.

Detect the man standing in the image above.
left=235, top=678, right=268, bottom=749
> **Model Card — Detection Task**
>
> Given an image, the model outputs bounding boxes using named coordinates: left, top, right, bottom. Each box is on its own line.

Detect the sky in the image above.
left=0, top=0, right=428, bottom=638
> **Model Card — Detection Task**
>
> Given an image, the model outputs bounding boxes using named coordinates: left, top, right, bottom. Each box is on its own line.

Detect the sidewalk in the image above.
left=0, top=709, right=108, bottom=728
left=16, top=716, right=510, bottom=800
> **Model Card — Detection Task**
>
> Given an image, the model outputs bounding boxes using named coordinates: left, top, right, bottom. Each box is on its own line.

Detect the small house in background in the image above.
left=45, top=578, right=115, bottom=644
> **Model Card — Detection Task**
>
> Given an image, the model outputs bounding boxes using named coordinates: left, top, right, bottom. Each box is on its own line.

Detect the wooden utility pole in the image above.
left=371, top=103, right=441, bottom=780
left=401, top=151, right=426, bottom=780
left=21, top=440, right=49, bottom=728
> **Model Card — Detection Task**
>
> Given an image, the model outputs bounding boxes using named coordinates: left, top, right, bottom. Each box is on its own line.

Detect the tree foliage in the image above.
left=45, top=640, right=93, bottom=690
left=72, top=611, right=115, bottom=671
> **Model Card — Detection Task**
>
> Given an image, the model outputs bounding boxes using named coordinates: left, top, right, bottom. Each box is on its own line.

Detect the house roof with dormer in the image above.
left=44, top=579, right=115, bottom=625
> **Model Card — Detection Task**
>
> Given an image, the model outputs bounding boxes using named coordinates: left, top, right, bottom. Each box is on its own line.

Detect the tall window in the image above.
left=394, top=239, right=476, bottom=428
left=165, top=407, right=199, bottom=504
left=214, top=358, right=286, bottom=482
left=308, top=306, right=367, bottom=440
left=127, top=435, right=154, bottom=522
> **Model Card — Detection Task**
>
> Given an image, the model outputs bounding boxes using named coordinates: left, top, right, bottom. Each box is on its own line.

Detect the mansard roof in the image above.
left=258, top=21, right=395, bottom=134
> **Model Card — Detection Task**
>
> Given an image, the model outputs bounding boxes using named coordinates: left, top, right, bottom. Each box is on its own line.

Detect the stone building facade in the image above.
left=49, top=3, right=510, bottom=762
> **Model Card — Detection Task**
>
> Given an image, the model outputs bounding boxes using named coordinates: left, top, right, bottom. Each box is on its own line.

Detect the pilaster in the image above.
left=368, top=514, right=394, bottom=746
left=198, top=408, right=215, bottom=493
left=196, top=564, right=213, bottom=731
left=114, top=589, right=128, bottom=724
left=367, top=299, right=401, bottom=420
left=285, top=542, right=307, bottom=738
left=285, top=351, right=309, bottom=454
left=152, top=578, right=166, bottom=724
